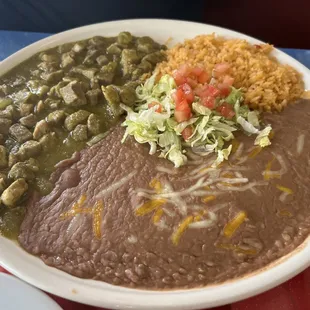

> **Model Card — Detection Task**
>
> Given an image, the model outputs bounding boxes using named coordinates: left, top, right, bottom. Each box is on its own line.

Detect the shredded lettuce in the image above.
left=166, top=146, right=187, bottom=168
left=192, top=142, right=219, bottom=155
left=192, top=102, right=212, bottom=116
left=225, top=87, right=243, bottom=105
left=158, top=131, right=186, bottom=167
left=237, top=116, right=259, bottom=134
left=158, top=130, right=178, bottom=148
left=136, top=73, right=156, bottom=101
left=121, top=75, right=186, bottom=167
left=174, top=118, right=199, bottom=134
left=212, top=145, right=232, bottom=167
left=121, top=74, right=272, bottom=168
left=247, top=111, right=260, bottom=127
left=234, top=102, right=250, bottom=119
left=166, top=117, right=178, bottom=130
left=152, top=74, right=176, bottom=97
left=255, top=125, right=272, bottom=147
left=121, top=104, right=170, bottom=132
left=136, top=73, right=176, bottom=107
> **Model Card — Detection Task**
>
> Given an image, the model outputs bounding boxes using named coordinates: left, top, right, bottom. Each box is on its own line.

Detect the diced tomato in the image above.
left=223, top=75, right=234, bottom=86
left=198, top=71, right=209, bottom=84
left=174, top=88, right=186, bottom=104
left=148, top=101, right=162, bottom=113
left=194, top=85, right=203, bottom=96
left=195, top=84, right=220, bottom=98
left=182, top=126, right=193, bottom=140
left=206, top=85, right=221, bottom=97
left=178, top=64, right=192, bottom=76
left=179, top=83, right=194, bottom=104
left=218, top=85, right=231, bottom=97
left=186, top=77, right=198, bottom=88
left=226, top=110, right=235, bottom=119
left=176, top=100, right=191, bottom=116
left=173, top=70, right=187, bottom=86
left=201, top=96, right=216, bottom=109
left=157, top=105, right=163, bottom=113
left=175, top=110, right=192, bottom=123
left=217, top=102, right=235, bottom=119
left=175, top=99, right=192, bottom=122
left=213, top=63, right=231, bottom=77
left=217, top=83, right=231, bottom=97
left=191, top=67, right=204, bottom=76
left=194, top=84, right=220, bottom=110
left=175, top=99, right=189, bottom=110
left=173, top=65, right=211, bottom=89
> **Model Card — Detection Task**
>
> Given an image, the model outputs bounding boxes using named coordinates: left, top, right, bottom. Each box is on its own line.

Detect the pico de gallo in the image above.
left=121, top=63, right=272, bottom=167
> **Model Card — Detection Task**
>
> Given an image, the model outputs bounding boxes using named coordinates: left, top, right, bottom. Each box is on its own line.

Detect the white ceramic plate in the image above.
left=0, top=273, right=62, bottom=310
left=0, top=19, right=310, bottom=310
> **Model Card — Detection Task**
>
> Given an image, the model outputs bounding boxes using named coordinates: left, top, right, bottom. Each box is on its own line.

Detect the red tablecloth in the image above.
left=1, top=266, right=309, bottom=310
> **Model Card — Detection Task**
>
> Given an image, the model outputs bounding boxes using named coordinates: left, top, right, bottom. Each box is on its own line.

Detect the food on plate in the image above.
left=156, top=34, right=304, bottom=111
left=0, top=32, right=165, bottom=238
left=1, top=31, right=310, bottom=290
left=19, top=101, right=310, bottom=288
left=121, top=66, right=272, bottom=168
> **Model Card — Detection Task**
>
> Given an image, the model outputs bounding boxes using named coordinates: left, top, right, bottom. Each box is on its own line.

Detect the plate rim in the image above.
left=0, top=18, right=309, bottom=310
